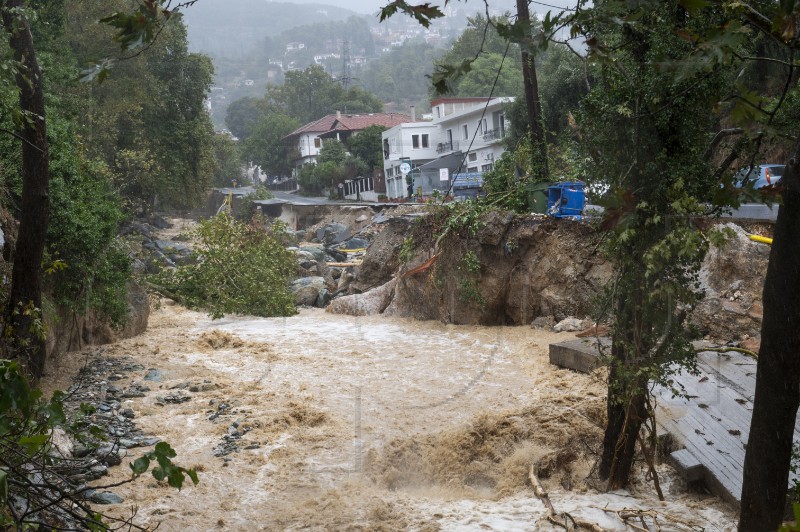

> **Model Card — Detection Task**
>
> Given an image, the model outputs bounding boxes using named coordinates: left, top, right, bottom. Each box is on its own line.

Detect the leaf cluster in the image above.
left=67, top=5, right=217, bottom=213
left=45, top=125, right=130, bottom=325
left=130, top=441, right=198, bottom=489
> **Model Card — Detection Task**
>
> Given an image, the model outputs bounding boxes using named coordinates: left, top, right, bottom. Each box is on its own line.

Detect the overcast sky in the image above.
left=251, top=0, right=580, bottom=17
left=289, top=0, right=385, bottom=14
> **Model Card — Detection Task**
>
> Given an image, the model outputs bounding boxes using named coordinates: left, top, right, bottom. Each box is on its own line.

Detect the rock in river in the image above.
left=291, top=276, right=328, bottom=307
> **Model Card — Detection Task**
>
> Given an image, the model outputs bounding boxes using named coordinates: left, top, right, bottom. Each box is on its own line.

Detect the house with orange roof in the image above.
left=285, top=111, right=412, bottom=174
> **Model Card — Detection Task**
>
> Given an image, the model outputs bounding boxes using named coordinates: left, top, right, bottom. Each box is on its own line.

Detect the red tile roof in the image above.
left=286, top=112, right=412, bottom=138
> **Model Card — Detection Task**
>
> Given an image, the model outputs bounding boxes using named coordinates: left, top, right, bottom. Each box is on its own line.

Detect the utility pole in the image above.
left=341, top=40, right=351, bottom=90
left=516, top=0, right=548, bottom=181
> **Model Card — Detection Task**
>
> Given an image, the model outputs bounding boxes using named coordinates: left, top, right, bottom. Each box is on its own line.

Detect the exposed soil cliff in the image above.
left=330, top=211, right=769, bottom=344
left=45, top=281, right=150, bottom=357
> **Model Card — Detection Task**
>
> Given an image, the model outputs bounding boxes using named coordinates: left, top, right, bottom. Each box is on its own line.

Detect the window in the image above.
left=421, top=134, right=429, bottom=148
left=481, top=163, right=493, bottom=172
left=462, top=124, right=469, bottom=140
left=435, top=106, right=441, bottom=118
left=446, top=129, right=453, bottom=143
left=468, top=152, right=478, bottom=162
left=468, top=166, right=478, bottom=172
left=412, top=134, right=420, bottom=149
left=482, top=118, right=488, bottom=133
left=314, top=137, right=321, bottom=148
left=390, top=137, right=397, bottom=153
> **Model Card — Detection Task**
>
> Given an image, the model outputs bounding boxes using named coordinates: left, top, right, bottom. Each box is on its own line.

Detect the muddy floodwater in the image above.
left=44, top=303, right=737, bottom=531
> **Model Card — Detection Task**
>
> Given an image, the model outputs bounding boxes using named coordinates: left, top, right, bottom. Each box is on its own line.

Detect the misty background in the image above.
left=179, top=0, right=579, bottom=128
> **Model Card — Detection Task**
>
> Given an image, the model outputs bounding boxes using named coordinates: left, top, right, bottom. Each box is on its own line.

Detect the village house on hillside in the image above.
left=285, top=111, right=412, bottom=173
left=284, top=111, right=412, bottom=201
left=381, top=97, right=513, bottom=199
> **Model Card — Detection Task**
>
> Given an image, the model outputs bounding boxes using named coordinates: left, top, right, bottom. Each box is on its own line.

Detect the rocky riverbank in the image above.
left=40, top=301, right=737, bottom=530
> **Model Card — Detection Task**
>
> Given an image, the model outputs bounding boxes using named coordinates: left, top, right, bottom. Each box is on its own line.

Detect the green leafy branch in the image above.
left=0, top=359, right=199, bottom=529
left=131, top=441, right=199, bottom=489
left=379, top=0, right=445, bottom=28
left=80, top=0, right=201, bottom=83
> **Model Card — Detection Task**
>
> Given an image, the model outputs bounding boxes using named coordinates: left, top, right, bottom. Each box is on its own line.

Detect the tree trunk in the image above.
left=516, top=0, right=548, bottom=180
left=739, top=142, right=800, bottom=530
left=599, top=342, right=648, bottom=488
left=1, top=1, right=50, bottom=379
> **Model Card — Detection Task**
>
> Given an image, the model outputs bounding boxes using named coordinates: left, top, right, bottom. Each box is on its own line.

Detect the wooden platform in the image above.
left=549, top=338, right=800, bottom=507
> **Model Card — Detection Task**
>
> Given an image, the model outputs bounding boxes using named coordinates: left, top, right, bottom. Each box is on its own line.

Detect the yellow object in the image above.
left=748, top=234, right=773, bottom=245
left=337, top=248, right=367, bottom=253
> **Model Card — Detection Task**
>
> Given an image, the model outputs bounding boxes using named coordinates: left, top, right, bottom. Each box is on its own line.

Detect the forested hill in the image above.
left=181, top=0, right=360, bottom=57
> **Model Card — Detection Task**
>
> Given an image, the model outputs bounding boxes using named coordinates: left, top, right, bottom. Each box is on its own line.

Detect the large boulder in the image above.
left=299, top=245, right=326, bottom=262
left=350, top=217, right=413, bottom=293
left=293, top=249, right=317, bottom=270
left=327, top=278, right=398, bottom=316
left=316, top=222, right=350, bottom=245
left=291, top=276, right=328, bottom=307
left=328, top=212, right=770, bottom=342
left=383, top=215, right=608, bottom=325
left=153, top=240, right=193, bottom=265
left=691, top=223, right=769, bottom=340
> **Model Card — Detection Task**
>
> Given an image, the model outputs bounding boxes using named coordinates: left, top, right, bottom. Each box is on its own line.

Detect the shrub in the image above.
left=152, top=212, right=297, bottom=318
left=240, top=186, right=274, bottom=219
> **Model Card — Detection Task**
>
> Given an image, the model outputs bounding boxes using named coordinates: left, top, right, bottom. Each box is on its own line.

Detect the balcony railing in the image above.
left=482, top=127, right=505, bottom=142
left=436, top=140, right=459, bottom=153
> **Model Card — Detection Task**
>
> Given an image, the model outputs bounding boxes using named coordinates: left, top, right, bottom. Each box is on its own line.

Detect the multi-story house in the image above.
left=381, top=117, right=440, bottom=199
left=381, top=97, right=514, bottom=199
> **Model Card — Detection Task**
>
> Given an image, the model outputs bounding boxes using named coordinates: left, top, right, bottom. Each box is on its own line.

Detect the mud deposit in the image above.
left=43, top=304, right=736, bottom=531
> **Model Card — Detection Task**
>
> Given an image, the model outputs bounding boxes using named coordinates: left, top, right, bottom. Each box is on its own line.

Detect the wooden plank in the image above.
left=548, top=339, right=800, bottom=506
left=669, top=449, right=705, bottom=482
left=658, top=401, right=745, bottom=506
left=665, top=370, right=753, bottom=437
left=655, top=363, right=752, bottom=505
left=696, top=351, right=757, bottom=399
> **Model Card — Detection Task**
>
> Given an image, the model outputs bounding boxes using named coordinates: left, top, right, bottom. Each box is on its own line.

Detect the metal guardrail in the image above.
left=436, top=140, right=459, bottom=153
left=482, top=128, right=505, bottom=142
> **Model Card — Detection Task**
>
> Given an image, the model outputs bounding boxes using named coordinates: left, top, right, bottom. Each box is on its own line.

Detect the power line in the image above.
left=441, top=39, right=513, bottom=201
left=529, top=0, right=577, bottom=12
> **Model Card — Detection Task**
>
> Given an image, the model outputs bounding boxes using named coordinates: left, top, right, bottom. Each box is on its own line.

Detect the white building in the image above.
left=381, top=121, right=440, bottom=200
left=381, top=97, right=514, bottom=199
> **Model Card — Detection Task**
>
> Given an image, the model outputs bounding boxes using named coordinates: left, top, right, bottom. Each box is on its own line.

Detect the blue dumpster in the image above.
left=547, top=182, right=585, bottom=220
